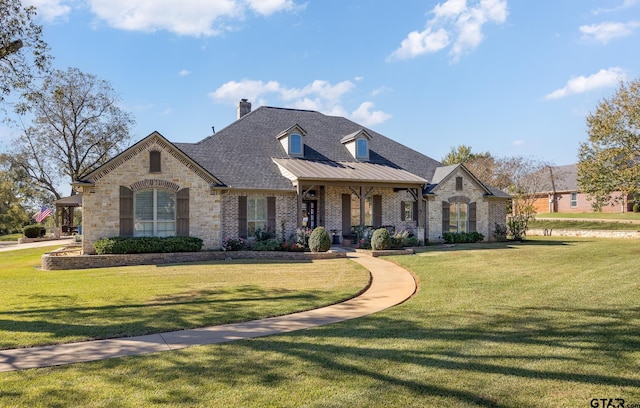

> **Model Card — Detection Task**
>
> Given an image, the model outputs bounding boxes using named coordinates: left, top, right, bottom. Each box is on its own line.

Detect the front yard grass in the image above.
left=0, top=246, right=370, bottom=349
left=529, top=219, right=640, bottom=230
left=2, top=237, right=639, bottom=407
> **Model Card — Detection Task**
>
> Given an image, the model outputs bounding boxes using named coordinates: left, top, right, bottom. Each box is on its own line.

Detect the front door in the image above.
left=302, top=200, right=317, bottom=229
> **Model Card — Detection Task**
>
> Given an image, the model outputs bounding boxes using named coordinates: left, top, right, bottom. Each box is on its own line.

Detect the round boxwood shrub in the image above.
left=308, top=226, right=331, bottom=252
left=371, top=228, right=391, bottom=250
left=23, top=224, right=45, bottom=238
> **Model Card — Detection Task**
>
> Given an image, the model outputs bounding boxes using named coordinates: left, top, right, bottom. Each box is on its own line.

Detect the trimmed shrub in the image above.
left=371, top=228, right=392, bottom=250
left=308, top=226, right=331, bottom=252
left=633, top=202, right=639, bottom=213
left=23, top=225, right=45, bottom=238
left=250, top=239, right=281, bottom=251
left=94, top=236, right=203, bottom=254
left=442, top=231, right=484, bottom=244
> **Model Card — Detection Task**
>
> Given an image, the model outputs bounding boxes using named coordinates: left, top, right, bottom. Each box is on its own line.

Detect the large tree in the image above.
left=1, top=0, right=51, bottom=107
left=578, top=79, right=640, bottom=211
left=8, top=67, right=135, bottom=198
left=0, top=154, right=50, bottom=233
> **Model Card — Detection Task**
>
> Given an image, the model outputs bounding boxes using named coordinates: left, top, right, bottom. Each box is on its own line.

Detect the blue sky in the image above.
left=6, top=0, right=640, bottom=166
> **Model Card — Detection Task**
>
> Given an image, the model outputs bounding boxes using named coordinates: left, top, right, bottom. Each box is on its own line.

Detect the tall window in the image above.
left=134, top=189, right=175, bottom=237
left=247, top=196, right=267, bottom=236
left=570, top=192, right=578, bottom=208
left=356, top=138, right=368, bottom=159
left=449, top=202, right=468, bottom=233
left=350, top=194, right=373, bottom=226
left=404, top=201, right=413, bottom=221
left=290, top=134, right=302, bottom=155
left=149, top=151, right=161, bottom=173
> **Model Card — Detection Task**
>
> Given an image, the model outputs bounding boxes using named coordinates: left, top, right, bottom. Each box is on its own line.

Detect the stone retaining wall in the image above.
left=42, top=250, right=346, bottom=271
left=528, top=228, right=640, bottom=239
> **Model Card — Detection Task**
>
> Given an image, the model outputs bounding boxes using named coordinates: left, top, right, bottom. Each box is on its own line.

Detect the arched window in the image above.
left=134, top=188, right=176, bottom=237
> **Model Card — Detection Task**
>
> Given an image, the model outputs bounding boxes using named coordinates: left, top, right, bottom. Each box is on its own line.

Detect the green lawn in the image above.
left=535, top=212, right=640, bottom=221
left=2, top=238, right=640, bottom=407
left=529, top=219, right=640, bottom=230
left=0, top=233, right=21, bottom=242
left=0, top=246, right=370, bottom=349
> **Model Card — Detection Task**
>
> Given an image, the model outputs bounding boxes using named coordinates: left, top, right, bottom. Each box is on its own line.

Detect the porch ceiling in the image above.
left=273, top=158, right=427, bottom=186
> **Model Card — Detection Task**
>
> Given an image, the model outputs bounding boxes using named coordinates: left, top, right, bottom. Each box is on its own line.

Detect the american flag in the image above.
left=33, top=205, right=53, bottom=223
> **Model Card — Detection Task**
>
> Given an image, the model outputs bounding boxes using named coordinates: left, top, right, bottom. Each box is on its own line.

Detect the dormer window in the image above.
left=356, top=139, right=368, bottom=159
left=276, top=125, right=306, bottom=158
left=341, top=129, right=371, bottom=161
left=290, top=134, right=302, bottom=155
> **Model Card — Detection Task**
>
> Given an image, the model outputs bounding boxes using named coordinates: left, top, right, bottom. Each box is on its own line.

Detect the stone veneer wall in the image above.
left=80, top=138, right=221, bottom=254
left=42, top=250, right=346, bottom=271
left=426, top=167, right=502, bottom=242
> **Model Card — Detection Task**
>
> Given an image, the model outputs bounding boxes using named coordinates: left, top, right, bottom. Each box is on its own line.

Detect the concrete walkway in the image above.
left=0, top=250, right=416, bottom=372
left=0, top=238, right=74, bottom=252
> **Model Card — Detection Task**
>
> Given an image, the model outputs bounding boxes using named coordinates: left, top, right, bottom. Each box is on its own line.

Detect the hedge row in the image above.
left=94, top=236, right=203, bottom=254
left=442, top=231, right=484, bottom=244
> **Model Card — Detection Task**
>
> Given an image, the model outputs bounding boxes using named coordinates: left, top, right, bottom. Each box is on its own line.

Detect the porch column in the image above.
left=297, top=183, right=303, bottom=227
left=359, top=186, right=365, bottom=226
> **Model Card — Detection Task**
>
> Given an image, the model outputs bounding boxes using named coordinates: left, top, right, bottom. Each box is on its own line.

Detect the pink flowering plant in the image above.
left=222, top=236, right=247, bottom=251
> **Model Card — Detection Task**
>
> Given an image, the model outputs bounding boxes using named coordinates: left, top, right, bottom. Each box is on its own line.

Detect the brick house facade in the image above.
left=74, top=101, right=509, bottom=254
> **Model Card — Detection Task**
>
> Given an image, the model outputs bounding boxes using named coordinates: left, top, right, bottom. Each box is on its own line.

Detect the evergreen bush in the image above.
left=23, top=224, right=44, bottom=238
left=371, top=228, right=392, bottom=250
left=94, top=236, right=203, bottom=254
left=308, top=226, right=331, bottom=252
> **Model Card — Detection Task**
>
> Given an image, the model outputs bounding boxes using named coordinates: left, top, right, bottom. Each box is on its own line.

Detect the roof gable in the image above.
left=79, top=131, right=222, bottom=187
left=426, top=163, right=493, bottom=195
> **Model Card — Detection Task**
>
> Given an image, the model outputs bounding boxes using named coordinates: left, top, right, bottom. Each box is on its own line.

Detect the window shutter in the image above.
left=372, top=195, right=382, bottom=228
left=469, top=202, right=477, bottom=232
left=400, top=201, right=406, bottom=221
left=120, top=186, right=134, bottom=236
left=176, top=188, right=189, bottom=236
left=150, top=151, right=161, bottom=173
left=413, top=200, right=419, bottom=222
left=442, top=201, right=450, bottom=235
left=341, top=194, right=351, bottom=237
left=267, top=196, right=276, bottom=232
left=238, top=196, right=247, bottom=238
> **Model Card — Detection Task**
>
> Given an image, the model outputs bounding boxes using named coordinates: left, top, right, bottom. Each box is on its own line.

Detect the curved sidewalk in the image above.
left=0, top=251, right=416, bottom=372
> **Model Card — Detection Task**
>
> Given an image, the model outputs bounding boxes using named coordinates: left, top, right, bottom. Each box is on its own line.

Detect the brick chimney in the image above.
left=237, top=99, right=251, bottom=119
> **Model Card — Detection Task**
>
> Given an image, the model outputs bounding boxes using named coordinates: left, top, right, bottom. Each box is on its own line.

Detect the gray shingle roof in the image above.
left=175, top=106, right=442, bottom=191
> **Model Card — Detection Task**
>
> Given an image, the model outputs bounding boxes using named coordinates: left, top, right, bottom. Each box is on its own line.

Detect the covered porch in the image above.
left=273, top=158, right=427, bottom=244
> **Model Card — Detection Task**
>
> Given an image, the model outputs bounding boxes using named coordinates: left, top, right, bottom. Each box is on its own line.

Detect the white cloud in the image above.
left=179, top=70, right=192, bottom=76
left=24, top=0, right=72, bottom=23
left=593, top=0, right=640, bottom=15
left=580, top=21, right=640, bottom=44
left=544, top=67, right=627, bottom=100
left=86, top=0, right=300, bottom=36
left=388, top=0, right=508, bottom=63
left=209, top=79, right=392, bottom=126
left=350, top=102, right=392, bottom=127
left=244, top=0, right=297, bottom=16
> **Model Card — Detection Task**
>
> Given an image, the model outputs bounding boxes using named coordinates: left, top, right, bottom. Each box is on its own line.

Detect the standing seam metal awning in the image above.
left=272, top=158, right=427, bottom=185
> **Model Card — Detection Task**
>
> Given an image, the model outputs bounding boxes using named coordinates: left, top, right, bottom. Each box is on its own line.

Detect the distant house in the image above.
left=73, top=100, right=509, bottom=254
left=531, top=164, right=632, bottom=213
